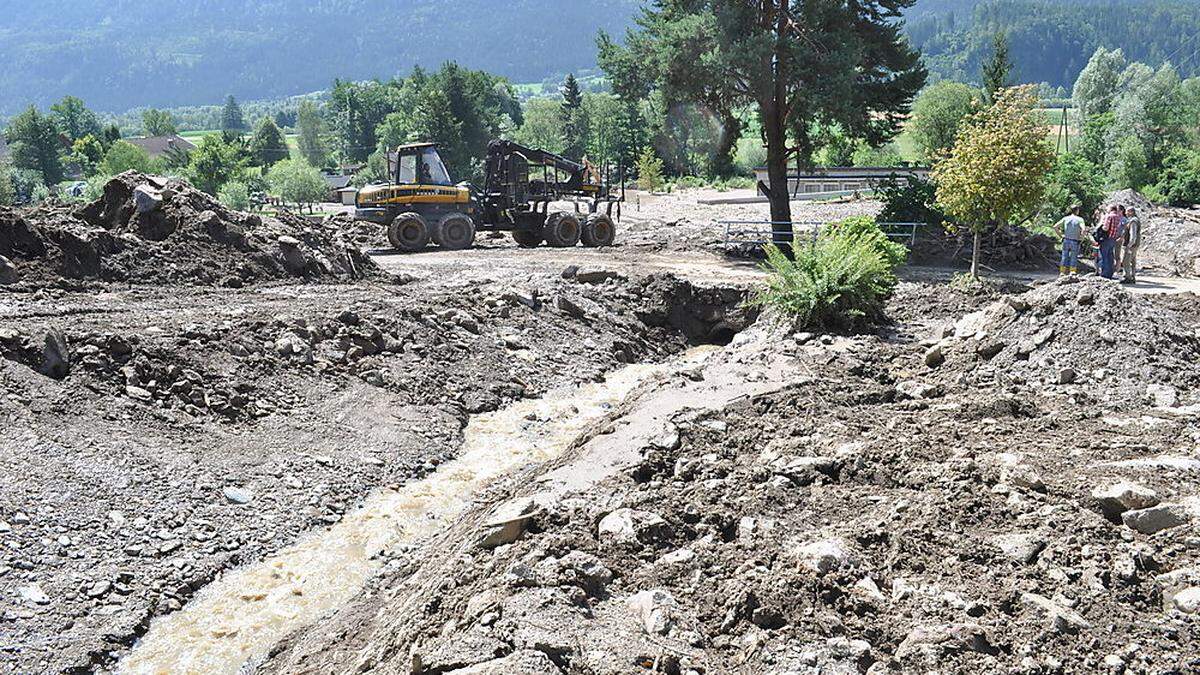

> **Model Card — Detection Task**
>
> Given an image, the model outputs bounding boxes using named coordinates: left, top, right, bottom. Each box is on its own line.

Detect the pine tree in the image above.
left=982, top=32, right=1014, bottom=105
left=296, top=100, right=328, bottom=167
left=250, top=117, right=290, bottom=168
left=221, top=95, right=247, bottom=132
left=560, top=74, right=589, bottom=160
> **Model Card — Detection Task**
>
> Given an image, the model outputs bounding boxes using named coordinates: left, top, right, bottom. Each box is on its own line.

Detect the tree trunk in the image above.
left=766, top=0, right=792, bottom=250
left=971, top=229, right=982, bottom=278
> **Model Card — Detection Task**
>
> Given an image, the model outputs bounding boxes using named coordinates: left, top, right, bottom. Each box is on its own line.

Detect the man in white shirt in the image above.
left=1056, top=205, right=1085, bottom=275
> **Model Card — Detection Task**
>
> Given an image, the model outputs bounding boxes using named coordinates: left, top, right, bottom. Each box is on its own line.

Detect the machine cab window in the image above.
left=392, top=144, right=453, bottom=186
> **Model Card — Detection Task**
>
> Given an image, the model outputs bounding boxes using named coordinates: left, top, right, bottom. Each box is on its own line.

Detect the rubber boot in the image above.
left=1059, top=265, right=1067, bottom=276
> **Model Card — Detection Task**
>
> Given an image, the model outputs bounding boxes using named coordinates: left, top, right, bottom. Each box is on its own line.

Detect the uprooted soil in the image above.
left=258, top=277, right=1200, bottom=675
left=0, top=172, right=377, bottom=288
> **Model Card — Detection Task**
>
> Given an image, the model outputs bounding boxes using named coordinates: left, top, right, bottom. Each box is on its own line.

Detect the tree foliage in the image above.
left=981, top=32, right=1013, bottom=105
left=217, top=180, right=251, bottom=211
left=512, top=99, right=565, bottom=154
left=635, top=146, right=664, bottom=192
left=0, top=162, right=14, bottom=206
left=266, top=158, right=327, bottom=209
left=1040, top=152, right=1107, bottom=226
left=250, top=117, right=289, bottom=168
left=187, top=134, right=246, bottom=194
left=296, top=100, right=328, bottom=167
left=560, top=74, right=589, bottom=160
left=605, top=0, right=925, bottom=236
left=933, top=86, right=1055, bottom=276
left=5, top=106, right=65, bottom=185
left=50, top=96, right=101, bottom=142
left=221, top=95, right=247, bottom=131
left=910, top=82, right=981, bottom=161
left=100, top=140, right=155, bottom=175
left=142, top=109, right=178, bottom=136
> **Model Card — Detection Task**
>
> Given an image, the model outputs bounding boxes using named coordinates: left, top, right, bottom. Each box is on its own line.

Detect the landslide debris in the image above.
left=0, top=172, right=377, bottom=287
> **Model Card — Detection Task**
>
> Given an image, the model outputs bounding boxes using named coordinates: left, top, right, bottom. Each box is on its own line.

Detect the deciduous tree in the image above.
left=50, top=96, right=101, bottom=142
left=934, top=87, right=1055, bottom=278
left=296, top=100, right=328, bottom=167
left=267, top=158, right=327, bottom=211
left=5, top=106, right=65, bottom=184
left=187, top=134, right=246, bottom=194
left=142, top=109, right=178, bottom=136
left=910, top=82, right=980, bottom=160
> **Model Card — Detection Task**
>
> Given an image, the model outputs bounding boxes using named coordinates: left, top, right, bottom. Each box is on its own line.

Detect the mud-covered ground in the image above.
left=261, top=278, right=1200, bottom=675
left=5, top=185, right=1200, bottom=674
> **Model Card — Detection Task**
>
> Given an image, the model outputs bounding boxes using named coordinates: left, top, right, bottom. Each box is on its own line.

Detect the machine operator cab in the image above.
left=391, top=143, right=453, bottom=186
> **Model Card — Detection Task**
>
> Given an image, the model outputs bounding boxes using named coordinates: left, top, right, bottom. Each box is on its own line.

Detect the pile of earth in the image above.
left=325, top=212, right=389, bottom=250
left=923, top=276, right=1200, bottom=403
left=0, top=172, right=378, bottom=288
left=257, top=281, right=1200, bottom=675
left=909, top=223, right=1058, bottom=272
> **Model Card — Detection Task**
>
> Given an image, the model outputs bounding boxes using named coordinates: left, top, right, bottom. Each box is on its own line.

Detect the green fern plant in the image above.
left=751, top=224, right=900, bottom=331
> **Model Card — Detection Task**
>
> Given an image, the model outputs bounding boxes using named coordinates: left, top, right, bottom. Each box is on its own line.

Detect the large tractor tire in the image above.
left=437, top=214, right=476, bottom=250
left=388, top=212, right=430, bottom=252
left=582, top=213, right=616, bottom=248
left=512, top=228, right=543, bottom=248
left=544, top=212, right=582, bottom=248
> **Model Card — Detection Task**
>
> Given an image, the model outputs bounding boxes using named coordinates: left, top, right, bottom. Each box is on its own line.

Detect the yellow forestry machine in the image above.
left=354, top=140, right=623, bottom=251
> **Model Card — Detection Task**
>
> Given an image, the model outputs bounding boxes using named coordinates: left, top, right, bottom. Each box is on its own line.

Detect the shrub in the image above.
left=1153, top=146, right=1200, bottom=206
left=1039, top=153, right=1107, bottom=228
left=218, top=181, right=251, bottom=211
left=825, top=216, right=909, bottom=268
left=83, top=174, right=111, bottom=201
left=751, top=224, right=901, bottom=331
left=266, top=158, right=327, bottom=210
left=876, top=173, right=945, bottom=226
left=635, top=146, right=664, bottom=192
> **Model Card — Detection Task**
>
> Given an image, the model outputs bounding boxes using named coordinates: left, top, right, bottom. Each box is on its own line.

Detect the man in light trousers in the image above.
left=1122, top=207, right=1142, bottom=283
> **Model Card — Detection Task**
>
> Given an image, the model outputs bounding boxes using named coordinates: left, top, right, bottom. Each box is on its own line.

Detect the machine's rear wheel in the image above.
left=582, top=213, right=616, bottom=248
left=388, top=213, right=430, bottom=252
left=512, top=228, right=543, bottom=248
left=544, top=212, right=582, bottom=248
left=437, top=214, right=476, bottom=250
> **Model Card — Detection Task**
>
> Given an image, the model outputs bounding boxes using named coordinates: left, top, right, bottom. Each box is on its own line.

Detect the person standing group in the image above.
left=1056, top=203, right=1142, bottom=283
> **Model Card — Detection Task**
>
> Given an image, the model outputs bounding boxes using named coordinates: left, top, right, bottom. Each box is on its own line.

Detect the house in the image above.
left=339, top=162, right=367, bottom=176
left=321, top=172, right=353, bottom=203
left=125, top=135, right=196, bottom=159
left=335, top=186, right=359, bottom=206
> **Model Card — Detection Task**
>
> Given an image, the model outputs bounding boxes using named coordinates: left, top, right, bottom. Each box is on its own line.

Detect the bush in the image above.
left=83, top=174, right=111, bottom=201
left=266, top=158, right=327, bottom=210
left=1153, top=146, right=1200, bottom=207
left=751, top=224, right=901, bottom=331
left=876, top=173, right=945, bottom=225
left=824, top=216, right=909, bottom=268
left=734, top=137, right=767, bottom=175
left=218, top=181, right=251, bottom=211
left=1040, top=153, right=1107, bottom=228
left=635, top=146, right=664, bottom=193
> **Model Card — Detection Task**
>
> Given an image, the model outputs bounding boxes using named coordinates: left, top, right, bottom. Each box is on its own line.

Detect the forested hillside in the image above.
left=0, top=0, right=639, bottom=115
left=908, top=0, right=1200, bottom=89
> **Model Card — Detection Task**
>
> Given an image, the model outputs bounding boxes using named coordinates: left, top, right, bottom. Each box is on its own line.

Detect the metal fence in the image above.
left=721, top=220, right=922, bottom=253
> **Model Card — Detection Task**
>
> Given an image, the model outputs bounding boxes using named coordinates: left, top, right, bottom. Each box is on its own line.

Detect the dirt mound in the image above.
left=927, top=277, right=1200, bottom=402
left=1106, top=188, right=1154, bottom=215
left=0, top=172, right=378, bottom=287
left=325, top=212, right=389, bottom=250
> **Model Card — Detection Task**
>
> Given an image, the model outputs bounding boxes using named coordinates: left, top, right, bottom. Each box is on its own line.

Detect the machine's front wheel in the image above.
left=437, top=214, right=476, bottom=250
left=582, top=213, right=616, bottom=248
left=512, top=228, right=543, bottom=248
left=388, top=213, right=430, bottom=252
left=544, top=212, right=582, bottom=248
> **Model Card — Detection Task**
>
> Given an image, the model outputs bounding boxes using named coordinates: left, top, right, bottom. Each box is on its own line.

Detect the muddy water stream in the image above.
left=119, top=346, right=719, bottom=674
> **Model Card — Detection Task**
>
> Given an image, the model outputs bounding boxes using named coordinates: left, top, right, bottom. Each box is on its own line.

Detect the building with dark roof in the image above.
left=125, top=135, right=196, bottom=158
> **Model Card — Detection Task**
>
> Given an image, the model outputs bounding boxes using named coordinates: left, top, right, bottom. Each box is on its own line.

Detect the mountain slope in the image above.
left=0, top=0, right=641, bottom=114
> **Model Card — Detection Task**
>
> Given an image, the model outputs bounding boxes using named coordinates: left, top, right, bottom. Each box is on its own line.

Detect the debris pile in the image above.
left=910, top=223, right=1058, bottom=271
left=925, top=277, right=1200, bottom=401
left=0, top=172, right=378, bottom=287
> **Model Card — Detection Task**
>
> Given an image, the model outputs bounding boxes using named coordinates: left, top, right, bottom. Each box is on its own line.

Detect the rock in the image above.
left=792, top=538, right=855, bottom=575
left=896, top=623, right=994, bottom=658
left=0, top=255, right=18, bottom=285
left=1002, top=465, right=1046, bottom=493
left=977, top=340, right=1005, bottom=359
left=773, top=456, right=838, bottom=485
left=477, top=497, right=540, bottom=549
left=598, top=508, right=670, bottom=546
left=1147, top=384, right=1180, bottom=408
left=1021, top=592, right=1090, bottom=632
left=40, top=330, right=71, bottom=380
left=896, top=380, right=940, bottom=400
left=660, top=548, right=695, bottom=565
left=574, top=268, right=624, bottom=284
left=19, top=584, right=50, bottom=605
left=86, top=581, right=112, bottom=598
left=854, top=576, right=886, bottom=601
left=924, top=344, right=945, bottom=368
left=1004, top=296, right=1029, bottom=312
left=443, top=649, right=560, bottom=674
left=1092, top=482, right=1160, bottom=519
left=222, top=487, right=253, bottom=505
left=502, top=290, right=540, bottom=309
left=1057, top=367, right=1077, bottom=385
left=627, top=589, right=677, bottom=635
left=133, top=185, right=163, bottom=213
left=125, top=385, right=152, bottom=401
left=550, top=551, right=612, bottom=595
left=1123, top=504, right=1190, bottom=535
left=1172, top=587, right=1200, bottom=614
left=989, top=532, right=1046, bottom=564
left=1077, top=291, right=1095, bottom=306
left=560, top=264, right=579, bottom=279
left=555, top=295, right=588, bottom=320
left=278, top=236, right=309, bottom=274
